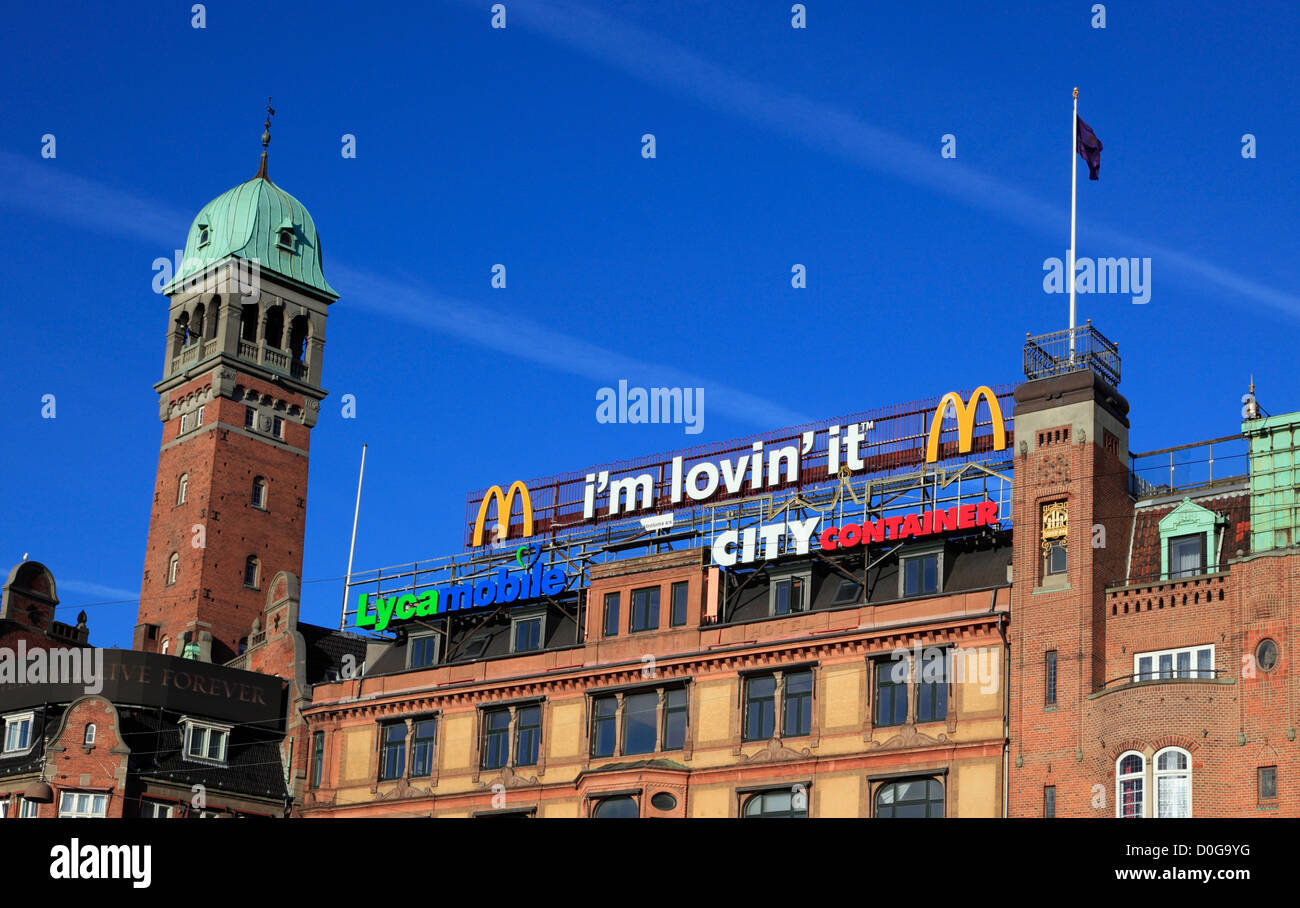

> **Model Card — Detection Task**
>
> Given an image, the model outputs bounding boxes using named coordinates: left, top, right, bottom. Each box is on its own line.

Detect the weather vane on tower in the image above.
left=256, top=96, right=275, bottom=179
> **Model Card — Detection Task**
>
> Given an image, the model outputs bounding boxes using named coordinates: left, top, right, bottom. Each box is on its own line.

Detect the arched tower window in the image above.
left=173, top=312, right=190, bottom=356
left=167, top=552, right=180, bottom=586
left=251, top=477, right=267, bottom=509
left=161, top=637, right=170, bottom=655
left=289, top=315, right=310, bottom=364
left=205, top=296, right=221, bottom=340
left=264, top=307, right=284, bottom=349
left=192, top=303, right=205, bottom=342
left=84, top=724, right=96, bottom=746
left=177, top=473, right=188, bottom=506
left=244, top=555, right=260, bottom=589
left=240, top=303, right=259, bottom=343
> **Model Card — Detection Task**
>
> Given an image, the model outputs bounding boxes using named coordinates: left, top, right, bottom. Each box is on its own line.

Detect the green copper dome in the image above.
left=167, top=171, right=337, bottom=298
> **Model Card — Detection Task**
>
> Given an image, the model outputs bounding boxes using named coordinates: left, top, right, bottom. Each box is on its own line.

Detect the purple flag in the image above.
left=1076, top=116, right=1103, bottom=180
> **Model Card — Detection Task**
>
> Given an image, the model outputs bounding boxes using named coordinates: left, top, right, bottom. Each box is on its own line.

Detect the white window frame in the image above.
left=1133, top=644, right=1214, bottom=682
left=19, top=798, right=39, bottom=818
left=58, top=791, right=108, bottom=818
left=177, top=473, right=188, bottom=505
left=182, top=719, right=231, bottom=765
left=0, top=798, right=8, bottom=818
left=84, top=724, right=96, bottom=746
left=1154, top=746, right=1192, bottom=818
left=3, top=711, right=34, bottom=754
left=167, top=553, right=179, bottom=585
left=1116, top=751, right=1146, bottom=818
left=141, top=800, right=175, bottom=818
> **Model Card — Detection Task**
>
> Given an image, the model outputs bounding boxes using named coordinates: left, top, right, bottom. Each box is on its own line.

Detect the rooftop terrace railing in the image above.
left=1023, top=321, right=1121, bottom=387
left=1128, top=435, right=1248, bottom=499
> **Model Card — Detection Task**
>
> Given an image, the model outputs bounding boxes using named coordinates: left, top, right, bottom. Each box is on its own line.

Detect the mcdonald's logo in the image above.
left=925, top=386, right=1007, bottom=464
left=472, top=481, right=535, bottom=546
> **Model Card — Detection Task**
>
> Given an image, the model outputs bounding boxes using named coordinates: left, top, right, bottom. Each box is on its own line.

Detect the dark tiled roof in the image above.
left=298, top=623, right=369, bottom=685
left=118, top=707, right=288, bottom=800
left=0, top=705, right=61, bottom=776
left=1126, top=491, right=1250, bottom=584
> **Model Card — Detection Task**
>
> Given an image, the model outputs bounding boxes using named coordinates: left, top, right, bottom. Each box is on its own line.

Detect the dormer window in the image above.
left=182, top=719, right=231, bottom=765
left=277, top=226, right=295, bottom=251
left=197, top=223, right=210, bottom=247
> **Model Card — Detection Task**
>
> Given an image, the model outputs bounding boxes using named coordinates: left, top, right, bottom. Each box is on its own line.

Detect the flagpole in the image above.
left=340, top=442, right=367, bottom=630
left=1068, top=86, right=1079, bottom=360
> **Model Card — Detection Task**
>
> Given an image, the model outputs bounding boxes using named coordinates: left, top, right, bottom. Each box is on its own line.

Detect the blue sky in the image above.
left=1, top=0, right=1296, bottom=647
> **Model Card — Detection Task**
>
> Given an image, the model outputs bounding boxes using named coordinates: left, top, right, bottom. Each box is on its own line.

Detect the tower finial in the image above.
left=256, top=96, right=276, bottom=179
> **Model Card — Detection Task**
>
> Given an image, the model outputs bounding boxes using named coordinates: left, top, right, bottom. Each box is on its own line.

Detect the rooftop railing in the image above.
left=1023, top=321, right=1121, bottom=387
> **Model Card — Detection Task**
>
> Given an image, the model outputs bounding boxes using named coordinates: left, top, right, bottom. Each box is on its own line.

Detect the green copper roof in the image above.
left=167, top=173, right=337, bottom=298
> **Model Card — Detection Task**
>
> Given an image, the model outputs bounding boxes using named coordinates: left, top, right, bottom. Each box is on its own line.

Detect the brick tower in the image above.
left=1008, top=326, right=1133, bottom=815
left=134, top=128, right=337, bottom=664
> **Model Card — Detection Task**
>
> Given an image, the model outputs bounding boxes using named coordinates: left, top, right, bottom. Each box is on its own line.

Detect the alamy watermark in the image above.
left=1042, top=254, right=1151, bottom=304
left=0, top=642, right=104, bottom=695
left=889, top=642, right=1001, bottom=695
left=152, top=251, right=262, bottom=298
left=596, top=380, right=703, bottom=435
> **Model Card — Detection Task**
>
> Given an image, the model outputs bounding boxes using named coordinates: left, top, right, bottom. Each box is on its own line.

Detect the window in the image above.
left=198, top=224, right=210, bottom=246
left=245, top=406, right=255, bottom=429
left=177, top=473, right=188, bottom=505
left=141, top=800, right=174, bottom=818
left=196, top=405, right=204, bottom=427
left=623, top=692, right=658, bottom=756
left=743, top=788, right=808, bottom=818
left=1116, top=752, right=1145, bottom=818
left=1257, top=639, right=1279, bottom=672
left=876, top=778, right=944, bottom=818
left=1133, top=645, right=1214, bottom=682
left=874, top=659, right=907, bottom=727
left=272, top=416, right=284, bottom=439
left=902, top=553, right=940, bottom=596
left=1168, top=533, right=1205, bottom=579
left=1045, top=650, right=1058, bottom=706
left=411, top=719, right=437, bottom=777
left=590, top=685, right=689, bottom=758
left=481, top=708, right=511, bottom=771
left=603, top=592, right=620, bottom=636
left=1045, top=540, right=1067, bottom=575
left=783, top=670, right=813, bottom=737
left=244, top=555, right=260, bottom=589
left=58, top=792, right=108, bottom=819
left=916, top=650, right=948, bottom=723
left=251, top=477, right=267, bottom=509
left=19, top=798, right=39, bottom=818
left=511, top=614, right=543, bottom=653
left=278, top=227, right=295, bottom=250
left=831, top=578, right=862, bottom=604
left=310, top=731, right=325, bottom=789
left=670, top=581, right=689, bottom=627
left=1044, top=785, right=1056, bottom=817
left=1154, top=747, right=1191, bottom=818
left=743, top=675, right=777, bottom=741
left=409, top=634, right=438, bottom=669
left=3, top=712, right=34, bottom=753
left=184, top=721, right=230, bottom=764
left=380, top=722, right=407, bottom=780
left=591, top=697, right=617, bottom=758
left=161, top=637, right=170, bottom=655
left=515, top=706, right=541, bottom=767
left=167, top=552, right=179, bottom=586
left=1259, top=766, right=1278, bottom=803
left=0, top=799, right=7, bottom=818
left=592, top=795, right=639, bottom=818
left=180, top=413, right=191, bottom=434
left=630, top=586, right=659, bottom=632
left=84, top=724, right=96, bottom=746
left=771, top=575, right=806, bottom=615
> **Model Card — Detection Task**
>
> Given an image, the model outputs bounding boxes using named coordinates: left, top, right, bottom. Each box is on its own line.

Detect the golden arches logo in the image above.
left=472, top=481, right=535, bottom=546
left=925, top=386, right=1007, bottom=464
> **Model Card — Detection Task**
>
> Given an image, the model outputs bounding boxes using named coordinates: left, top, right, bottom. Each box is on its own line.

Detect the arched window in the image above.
left=177, top=474, right=188, bottom=506
left=591, top=795, right=639, bottom=818
left=744, top=788, right=809, bottom=818
left=289, top=315, right=310, bottom=363
left=192, top=303, right=205, bottom=342
left=240, top=303, right=259, bottom=343
left=875, top=778, right=944, bottom=818
left=1154, top=747, right=1191, bottom=817
left=161, top=637, right=170, bottom=655
left=173, top=312, right=190, bottom=356
left=264, top=307, right=284, bottom=349
left=167, top=552, right=179, bottom=586
left=1116, top=751, right=1145, bottom=818
left=84, top=724, right=96, bottom=746
left=205, top=296, right=220, bottom=340
left=251, top=477, right=267, bottom=509
left=244, top=555, right=260, bottom=589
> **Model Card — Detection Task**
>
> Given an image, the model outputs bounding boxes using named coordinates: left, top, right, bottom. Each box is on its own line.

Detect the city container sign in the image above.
left=355, top=545, right=568, bottom=633
left=465, top=385, right=1011, bottom=546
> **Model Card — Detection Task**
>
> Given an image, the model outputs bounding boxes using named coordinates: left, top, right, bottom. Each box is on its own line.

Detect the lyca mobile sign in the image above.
left=356, top=546, right=567, bottom=633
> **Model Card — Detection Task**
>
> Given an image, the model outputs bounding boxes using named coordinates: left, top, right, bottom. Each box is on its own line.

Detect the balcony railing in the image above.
left=1128, top=436, right=1248, bottom=500
left=1023, top=321, right=1121, bottom=387
left=233, top=340, right=308, bottom=380
left=1096, top=668, right=1224, bottom=693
